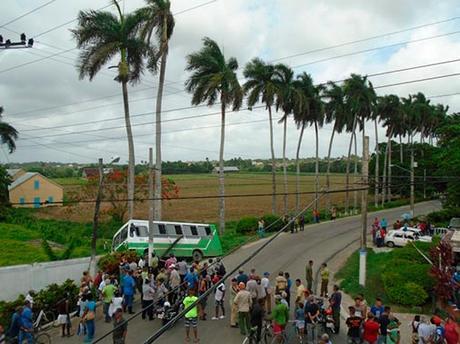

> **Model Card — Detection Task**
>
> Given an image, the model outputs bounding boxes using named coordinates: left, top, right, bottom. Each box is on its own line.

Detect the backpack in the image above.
left=217, top=263, right=226, bottom=277
left=433, top=326, right=445, bottom=344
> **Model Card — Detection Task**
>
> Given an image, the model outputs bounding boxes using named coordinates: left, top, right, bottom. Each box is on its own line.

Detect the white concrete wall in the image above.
left=0, top=257, right=92, bottom=301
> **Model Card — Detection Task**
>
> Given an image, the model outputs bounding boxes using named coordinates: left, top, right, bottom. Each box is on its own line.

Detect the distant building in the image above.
left=212, top=166, right=240, bottom=174
left=7, top=169, right=63, bottom=208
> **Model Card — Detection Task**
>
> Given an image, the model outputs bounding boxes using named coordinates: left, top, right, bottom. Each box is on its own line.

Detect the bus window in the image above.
left=137, top=226, right=148, bottom=237
left=121, top=226, right=128, bottom=241
left=205, top=226, right=211, bottom=236
left=175, top=225, right=183, bottom=235
left=129, top=224, right=136, bottom=237
left=166, top=224, right=177, bottom=236
left=182, top=225, right=192, bottom=236
left=190, top=225, right=198, bottom=236
left=159, top=224, right=167, bottom=235
left=197, top=226, right=207, bottom=237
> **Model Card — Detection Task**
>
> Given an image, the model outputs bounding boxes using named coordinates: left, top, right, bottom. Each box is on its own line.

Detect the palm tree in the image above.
left=243, top=58, right=278, bottom=214
left=342, top=74, right=375, bottom=213
left=370, top=103, right=381, bottom=207
left=72, top=0, right=151, bottom=220
left=274, top=64, right=296, bottom=215
left=0, top=106, right=18, bottom=153
left=185, top=37, right=243, bottom=234
left=323, top=82, right=349, bottom=210
left=137, top=0, right=175, bottom=221
left=377, top=94, right=402, bottom=206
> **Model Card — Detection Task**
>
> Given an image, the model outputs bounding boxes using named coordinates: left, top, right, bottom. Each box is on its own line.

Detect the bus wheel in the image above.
left=192, top=250, right=203, bottom=262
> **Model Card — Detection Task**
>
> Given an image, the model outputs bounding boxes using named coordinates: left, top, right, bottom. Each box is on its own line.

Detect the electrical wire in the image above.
left=0, top=0, right=57, bottom=28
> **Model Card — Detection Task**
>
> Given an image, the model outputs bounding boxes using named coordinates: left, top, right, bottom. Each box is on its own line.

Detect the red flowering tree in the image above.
left=430, top=239, right=454, bottom=304
left=69, top=169, right=179, bottom=222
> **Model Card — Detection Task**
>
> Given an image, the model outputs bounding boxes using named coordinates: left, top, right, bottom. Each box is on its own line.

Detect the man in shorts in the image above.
left=183, top=289, right=199, bottom=343
left=213, top=281, right=226, bottom=320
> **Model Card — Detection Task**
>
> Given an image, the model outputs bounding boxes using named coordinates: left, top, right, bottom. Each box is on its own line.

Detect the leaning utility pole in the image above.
left=90, top=158, right=104, bottom=276
left=148, top=148, right=155, bottom=266
left=359, top=136, right=369, bottom=287
left=410, top=146, right=415, bottom=217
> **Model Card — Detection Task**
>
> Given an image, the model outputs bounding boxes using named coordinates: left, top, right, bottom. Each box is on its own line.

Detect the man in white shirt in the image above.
left=213, top=282, right=226, bottom=320
left=261, top=272, right=272, bottom=313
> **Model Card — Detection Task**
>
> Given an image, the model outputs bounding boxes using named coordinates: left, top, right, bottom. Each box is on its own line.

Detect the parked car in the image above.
left=384, top=229, right=432, bottom=248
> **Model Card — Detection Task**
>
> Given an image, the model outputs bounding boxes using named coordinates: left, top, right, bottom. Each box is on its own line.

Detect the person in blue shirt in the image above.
left=122, top=270, right=136, bottom=314
left=8, top=306, right=23, bottom=339
left=370, top=297, right=385, bottom=319
left=19, top=301, right=33, bottom=344
left=184, top=267, right=199, bottom=291
left=83, top=294, right=97, bottom=343
left=380, top=218, right=388, bottom=231
left=284, top=272, right=292, bottom=307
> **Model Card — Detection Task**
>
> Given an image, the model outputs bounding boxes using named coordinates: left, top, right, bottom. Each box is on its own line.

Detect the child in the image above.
left=295, top=302, right=305, bottom=341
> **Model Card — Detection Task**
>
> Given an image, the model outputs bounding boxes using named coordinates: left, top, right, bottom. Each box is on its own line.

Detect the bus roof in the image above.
left=113, top=219, right=214, bottom=238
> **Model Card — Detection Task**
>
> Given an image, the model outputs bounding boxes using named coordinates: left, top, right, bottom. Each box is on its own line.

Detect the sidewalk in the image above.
left=327, top=240, right=424, bottom=343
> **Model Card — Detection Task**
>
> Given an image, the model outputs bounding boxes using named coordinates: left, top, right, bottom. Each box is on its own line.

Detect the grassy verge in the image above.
left=335, top=244, right=435, bottom=314
left=220, top=221, right=253, bottom=255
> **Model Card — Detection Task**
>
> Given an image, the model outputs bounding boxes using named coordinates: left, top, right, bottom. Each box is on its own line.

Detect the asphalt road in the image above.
left=52, top=200, right=440, bottom=344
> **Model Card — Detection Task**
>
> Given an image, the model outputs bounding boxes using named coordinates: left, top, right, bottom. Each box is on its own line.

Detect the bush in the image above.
left=0, top=279, right=78, bottom=329
left=235, top=216, right=258, bottom=234
left=98, top=251, right=138, bottom=275
left=385, top=263, right=434, bottom=290
left=262, top=214, right=283, bottom=232
left=425, top=208, right=460, bottom=227
left=386, top=282, right=428, bottom=306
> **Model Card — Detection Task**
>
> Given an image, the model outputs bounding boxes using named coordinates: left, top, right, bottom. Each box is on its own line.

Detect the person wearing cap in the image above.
left=112, top=308, right=127, bottom=344
left=233, top=282, right=252, bottom=336
left=261, top=272, right=272, bottom=314
left=431, top=315, right=445, bottom=343
left=269, top=294, right=289, bottom=338
left=18, top=300, right=33, bottom=344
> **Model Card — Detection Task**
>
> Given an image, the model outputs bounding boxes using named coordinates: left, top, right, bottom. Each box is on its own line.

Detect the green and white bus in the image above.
left=112, top=220, right=223, bottom=261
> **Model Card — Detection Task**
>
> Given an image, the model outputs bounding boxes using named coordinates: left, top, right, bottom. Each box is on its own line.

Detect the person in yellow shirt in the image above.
left=320, top=263, right=330, bottom=297
left=295, top=279, right=306, bottom=304
left=275, top=271, right=287, bottom=295
left=183, top=289, right=199, bottom=343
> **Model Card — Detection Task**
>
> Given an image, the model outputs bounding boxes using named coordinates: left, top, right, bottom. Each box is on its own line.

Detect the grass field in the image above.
left=41, top=172, right=352, bottom=223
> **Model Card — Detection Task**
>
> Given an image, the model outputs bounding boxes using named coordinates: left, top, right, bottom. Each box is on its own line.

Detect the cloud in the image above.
left=0, top=0, right=459, bottom=163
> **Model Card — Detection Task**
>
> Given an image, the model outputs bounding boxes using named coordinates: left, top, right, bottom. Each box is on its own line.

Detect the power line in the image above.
left=291, top=30, right=460, bottom=69
left=373, top=72, right=460, bottom=89
left=427, top=91, right=460, bottom=99
left=0, top=0, right=57, bottom=28
left=270, top=16, right=460, bottom=63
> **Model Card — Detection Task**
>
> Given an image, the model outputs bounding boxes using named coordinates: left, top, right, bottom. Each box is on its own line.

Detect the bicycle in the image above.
left=242, top=320, right=273, bottom=344
left=6, top=331, right=51, bottom=344
left=33, top=308, right=57, bottom=331
left=269, top=321, right=301, bottom=344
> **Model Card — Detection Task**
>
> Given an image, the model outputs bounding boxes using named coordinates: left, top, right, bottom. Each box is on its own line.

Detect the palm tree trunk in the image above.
left=388, top=136, right=392, bottom=202
left=154, top=49, right=168, bottom=221
left=268, top=106, right=277, bottom=214
left=345, top=115, right=358, bottom=214
left=374, top=119, right=379, bottom=208
left=282, top=116, right=288, bottom=215
left=122, top=80, right=135, bottom=219
left=325, top=122, right=336, bottom=212
left=314, top=120, right=319, bottom=211
left=399, top=134, right=403, bottom=163
left=353, top=131, right=358, bottom=213
left=295, top=123, right=305, bottom=213
left=218, top=102, right=226, bottom=235
left=381, top=133, right=390, bottom=207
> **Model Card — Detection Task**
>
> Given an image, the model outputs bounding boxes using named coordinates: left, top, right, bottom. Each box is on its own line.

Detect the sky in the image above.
left=1, top=0, right=460, bottom=165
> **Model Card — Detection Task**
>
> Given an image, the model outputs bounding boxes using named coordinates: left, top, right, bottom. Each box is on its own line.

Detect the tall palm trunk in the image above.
left=374, top=119, right=379, bottom=207
left=325, top=122, right=337, bottom=212
left=218, top=102, right=226, bottom=234
left=388, top=136, right=392, bottom=202
left=282, top=116, right=288, bottom=215
left=314, top=121, right=319, bottom=211
left=122, top=80, right=135, bottom=219
left=353, top=131, right=358, bottom=213
left=268, top=106, right=277, bottom=214
left=295, top=123, right=305, bottom=213
left=381, top=133, right=389, bottom=207
left=399, top=134, right=403, bottom=163
left=153, top=19, right=169, bottom=221
left=345, top=115, right=358, bottom=214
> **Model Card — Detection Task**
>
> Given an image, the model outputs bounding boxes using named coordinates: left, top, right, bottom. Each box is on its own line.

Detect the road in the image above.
left=51, top=200, right=440, bottom=343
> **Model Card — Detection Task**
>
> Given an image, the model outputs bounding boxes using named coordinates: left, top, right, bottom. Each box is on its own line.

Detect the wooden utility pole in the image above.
left=148, top=148, right=154, bottom=266
left=90, top=158, right=104, bottom=276
left=359, top=136, right=369, bottom=286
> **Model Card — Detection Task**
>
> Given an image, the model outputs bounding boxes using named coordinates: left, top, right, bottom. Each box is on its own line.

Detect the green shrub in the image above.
left=391, top=242, right=433, bottom=264
left=425, top=208, right=460, bottom=227
left=262, top=214, right=283, bottom=232
left=236, top=216, right=258, bottom=234
left=385, top=263, right=434, bottom=290
left=386, top=282, right=428, bottom=306
left=98, top=251, right=138, bottom=275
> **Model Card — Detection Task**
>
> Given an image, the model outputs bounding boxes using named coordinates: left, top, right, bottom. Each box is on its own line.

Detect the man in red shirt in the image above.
left=363, top=312, right=380, bottom=344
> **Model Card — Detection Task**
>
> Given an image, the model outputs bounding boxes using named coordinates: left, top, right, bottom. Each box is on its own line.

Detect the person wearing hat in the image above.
left=233, top=282, right=252, bottom=336
left=269, top=294, right=289, bottom=338
left=261, top=272, right=272, bottom=314
left=229, top=278, right=239, bottom=327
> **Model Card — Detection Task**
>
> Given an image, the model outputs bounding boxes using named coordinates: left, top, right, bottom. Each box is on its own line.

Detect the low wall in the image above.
left=0, top=257, right=93, bottom=301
